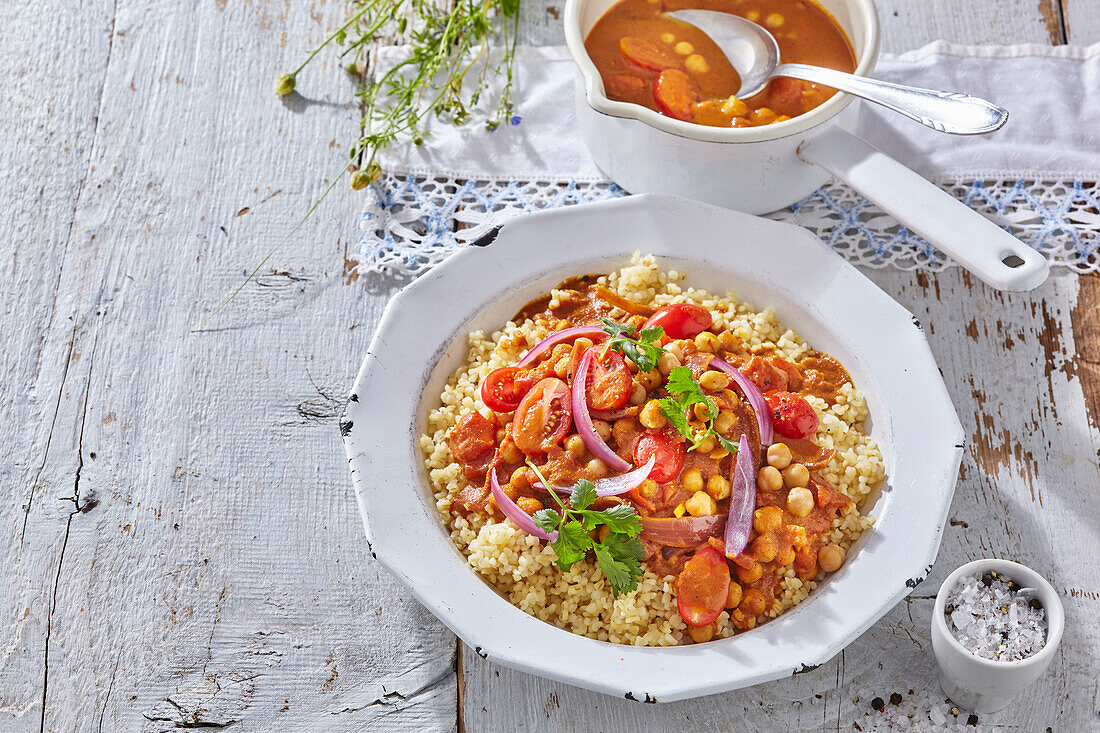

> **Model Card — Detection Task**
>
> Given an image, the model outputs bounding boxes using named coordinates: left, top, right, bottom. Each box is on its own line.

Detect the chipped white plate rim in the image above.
left=341, top=194, right=964, bottom=702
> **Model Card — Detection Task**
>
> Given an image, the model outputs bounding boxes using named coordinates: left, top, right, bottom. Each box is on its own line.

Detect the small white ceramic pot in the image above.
left=931, top=559, right=1065, bottom=714
left=563, top=0, right=1049, bottom=290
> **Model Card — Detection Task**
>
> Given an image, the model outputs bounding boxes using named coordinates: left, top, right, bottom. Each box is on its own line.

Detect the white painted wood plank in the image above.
left=1, top=0, right=458, bottom=730
left=1064, top=0, right=1100, bottom=44
left=874, top=0, right=1062, bottom=52
left=0, top=1, right=116, bottom=730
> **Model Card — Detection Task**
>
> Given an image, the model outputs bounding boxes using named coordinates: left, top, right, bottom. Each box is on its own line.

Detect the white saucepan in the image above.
left=563, top=0, right=1050, bottom=291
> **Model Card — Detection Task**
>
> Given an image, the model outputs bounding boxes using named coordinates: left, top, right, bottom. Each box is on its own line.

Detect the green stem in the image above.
left=192, top=168, right=347, bottom=331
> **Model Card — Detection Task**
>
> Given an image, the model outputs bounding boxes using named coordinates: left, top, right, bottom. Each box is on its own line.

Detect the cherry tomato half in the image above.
left=512, top=378, right=573, bottom=455
left=633, top=432, right=685, bottom=484
left=676, top=546, right=731, bottom=627
left=764, top=390, right=818, bottom=439
left=643, top=303, right=714, bottom=341
left=585, top=350, right=631, bottom=411
left=653, top=69, right=699, bottom=122
left=481, top=367, right=523, bottom=412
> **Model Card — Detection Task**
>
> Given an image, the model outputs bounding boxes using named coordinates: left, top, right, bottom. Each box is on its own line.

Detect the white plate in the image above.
left=341, top=194, right=964, bottom=702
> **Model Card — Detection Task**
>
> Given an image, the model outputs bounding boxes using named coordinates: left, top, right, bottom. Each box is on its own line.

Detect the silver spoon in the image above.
left=666, top=10, right=1008, bottom=135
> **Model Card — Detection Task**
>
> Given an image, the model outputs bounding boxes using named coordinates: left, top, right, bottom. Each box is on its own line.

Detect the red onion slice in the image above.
left=710, top=356, right=774, bottom=446
left=639, top=515, right=726, bottom=547
left=516, top=326, right=608, bottom=368
left=489, top=464, right=556, bottom=541
left=724, top=433, right=756, bottom=559
left=571, top=350, right=632, bottom=472
left=534, top=456, right=655, bottom=497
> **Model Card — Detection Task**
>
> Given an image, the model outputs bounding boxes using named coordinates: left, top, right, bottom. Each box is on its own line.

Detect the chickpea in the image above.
left=657, top=351, right=681, bottom=376
left=782, top=462, right=810, bottom=489
left=665, top=341, right=687, bottom=361
left=714, top=411, right=737, bottom=434
left=695, top=331, right=719, bottom=352
left=776, top=543, right=796, bottom=567
left=640, top=399, right=667, bottom=429
left=765, top=12, right=785, bottom=28
left=739, top=588, right=767, bottom=617
left=746, top=9, right=760, bottom=21
left=575, top=337, right=594, bottom=352
left=767, top=442, right=793, bottom=469
left=706, top=474, right=731, bottom=501
left=751, top=534, right=778, bottom=563
left=639, top=369, right=662, bottom=390
left=674, top=41, right=694, bottom=56
left=786, top=486, right=815, bottom=517
left=553, top=356, right=569, bottom=379
left=688, top=623, right=715, bottom=644
left=637, top=479, right=658, bottom=498
left=509, top=467, right=528, bottom=490
left=628, top=381, right=647, bottom=405
left=565, top=434, right=586, bottom=458
left=516, top=496, right=543, bottom=515
left=735, top=558, right=763, bottom=584
left=685, top=490, right=717, bottom=517
left=716, top=331, right=738, bottom=351
left=721, top=96, right=748, bottom=117
left=682, top=469, right=705, bottom=494
left=661, top=32, right=675, bottom=44
left=586, top=458, right=609, bottom=479
left=692, top=402, right=711, bottom=421
left=495, top=428, right=508, bottom=443
left=725, top=580, right=743, bottom=609
left=818, top=544, right=846, bottom=573
left=750, top=107, right=776, bottom=124
left=696, top=435, right=716, bottom=454
left=698, top=370, right=729, bottom=391
left=495, top=410, right=514, bottom=426
left=553, top=319, right=570, bottom=332
left=753, top=506, right=783, bottom=534
left=624, top=356, right=639, bottom=373
left=500, top=440, right=522, bottom=465
left=500, top=482, right=517, bottom=501
left=684, top=54, right=710, bottom=75
left=757, top=465, right=783, bottom=492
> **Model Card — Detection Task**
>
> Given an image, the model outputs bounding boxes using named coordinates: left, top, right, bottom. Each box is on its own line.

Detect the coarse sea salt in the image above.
left=944, top=571, right=1047, bottom=662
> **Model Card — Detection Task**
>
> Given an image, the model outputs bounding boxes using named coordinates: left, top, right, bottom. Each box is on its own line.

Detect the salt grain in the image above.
left=944, top=571, right=1047, bottom=661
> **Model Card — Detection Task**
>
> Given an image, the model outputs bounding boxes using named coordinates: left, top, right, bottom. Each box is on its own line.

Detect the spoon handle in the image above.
left=775, top=63, right=1008, bottom=135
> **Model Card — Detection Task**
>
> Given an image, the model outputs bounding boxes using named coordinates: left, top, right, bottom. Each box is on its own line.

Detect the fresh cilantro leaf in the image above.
left=660, top=366, right=739, bottom=452
left=659, top=397, right=695, bottom=440
left=533, top=508, right=562, bottom=534
left=593, top=534, right=646, bottom=596
left=592, top=504, right=643, bottom=538
left=601, top=318, right=665, bottom=372
left=525, top=460, right=646, bottom=594
left=716, top=434, right=739, bottom=453
left=550, top=522, right=591, bottom=571
left=664, top=365, right=702, bottom=398
left=570, top=479, right=597, bottom=511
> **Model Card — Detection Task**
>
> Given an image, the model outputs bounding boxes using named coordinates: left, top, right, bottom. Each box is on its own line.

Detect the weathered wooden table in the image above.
left=3, top=0, right=1097, bottom=730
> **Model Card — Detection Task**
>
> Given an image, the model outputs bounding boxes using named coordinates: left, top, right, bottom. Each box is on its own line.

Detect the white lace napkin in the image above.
left=360, top=42, right=1100, bottom=276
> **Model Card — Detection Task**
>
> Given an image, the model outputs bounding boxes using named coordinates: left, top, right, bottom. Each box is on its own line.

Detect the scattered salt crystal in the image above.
left=930, top=706, right=947, bottom=726
left=944, top=571, right=1047, bottom=661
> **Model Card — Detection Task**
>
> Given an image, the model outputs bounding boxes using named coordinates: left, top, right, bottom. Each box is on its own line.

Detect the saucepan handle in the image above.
left=798, top=127, right=1049, bottom=291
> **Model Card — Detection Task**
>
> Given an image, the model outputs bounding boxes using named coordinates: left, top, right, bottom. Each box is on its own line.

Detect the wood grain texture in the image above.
left=1, top=0, right=456, bottom=731
left=1063, top=0, right=1100, bottom=44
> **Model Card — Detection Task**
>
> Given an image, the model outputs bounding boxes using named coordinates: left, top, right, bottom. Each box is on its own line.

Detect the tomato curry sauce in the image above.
left=584, top=0, right=856, bottom=127
left=447, top=277, right=858, bottom=639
